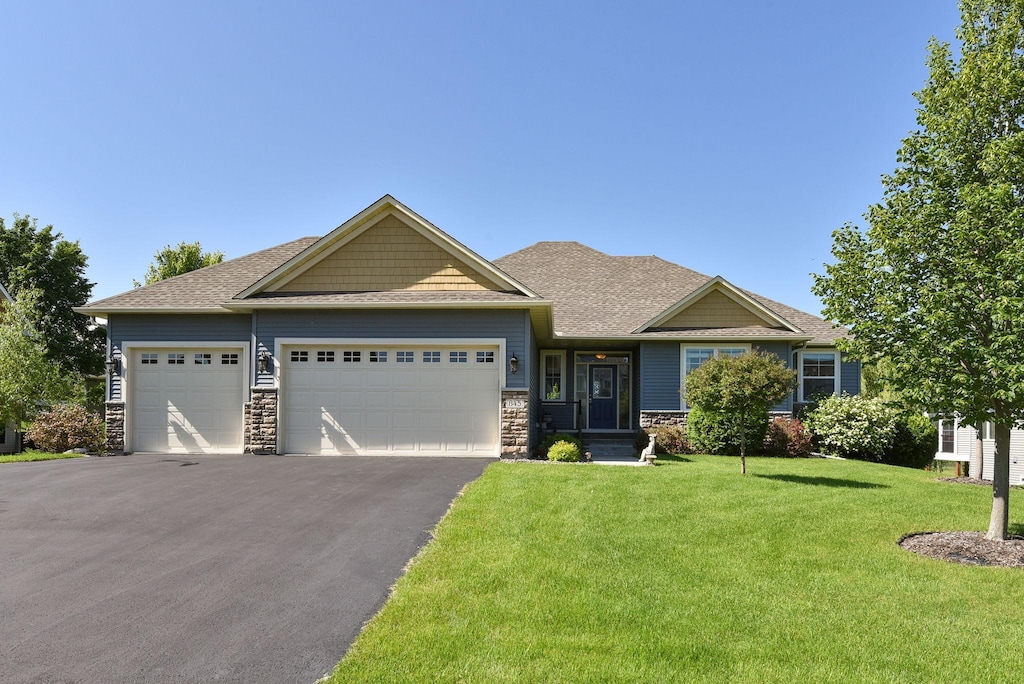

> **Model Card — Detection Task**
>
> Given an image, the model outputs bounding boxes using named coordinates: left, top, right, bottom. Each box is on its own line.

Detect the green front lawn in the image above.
left=329, top=455, right=1023, bottom=683
left=0, top=450, right=85, bottom=463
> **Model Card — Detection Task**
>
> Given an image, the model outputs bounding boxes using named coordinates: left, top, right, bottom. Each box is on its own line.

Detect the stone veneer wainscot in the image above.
left=245, top=387, right=278, bottom=454
left=500, top=389, right=529, bottom=458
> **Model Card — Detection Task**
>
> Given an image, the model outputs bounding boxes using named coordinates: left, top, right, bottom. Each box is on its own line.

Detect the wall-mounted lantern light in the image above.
left=509, top=353, right=518, bottom=375
left=257, top=349, right=271, bottom=374
left=105, top=355, right=119, bottom=377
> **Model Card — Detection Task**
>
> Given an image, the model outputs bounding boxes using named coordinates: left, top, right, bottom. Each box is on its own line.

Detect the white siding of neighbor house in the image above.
left=955, top=424, right=1024, bottom=485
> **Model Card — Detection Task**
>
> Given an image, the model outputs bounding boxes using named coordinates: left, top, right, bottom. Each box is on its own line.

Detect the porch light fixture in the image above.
left=509, top=353, right=519, bottom=375
left=257, top=349, right=271, bottom=374
left=105, top=355, right=119, bottom=377
left=595, top=353, right=607, bottom=360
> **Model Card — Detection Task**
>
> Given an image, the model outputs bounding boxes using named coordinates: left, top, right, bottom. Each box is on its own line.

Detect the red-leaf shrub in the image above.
left=26, top=404, right=104, bottom=453
left=763, top=417, right=813, bottom=458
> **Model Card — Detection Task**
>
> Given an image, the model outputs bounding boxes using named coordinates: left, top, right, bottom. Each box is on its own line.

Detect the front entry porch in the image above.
left=575, top=353, right=632, bottom=432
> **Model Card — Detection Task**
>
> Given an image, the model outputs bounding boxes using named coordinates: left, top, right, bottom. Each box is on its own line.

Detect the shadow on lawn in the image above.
left=754, top=474, right=889, bottom=489
left=654, top=454, right=692, bottom=464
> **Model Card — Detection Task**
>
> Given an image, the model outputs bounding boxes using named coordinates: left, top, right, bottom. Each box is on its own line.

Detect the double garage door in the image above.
left=281, top=344, right=500, bottom=456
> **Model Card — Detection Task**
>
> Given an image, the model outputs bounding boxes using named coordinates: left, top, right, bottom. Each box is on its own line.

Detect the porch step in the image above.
left=582, top=438, right=638, bottom=459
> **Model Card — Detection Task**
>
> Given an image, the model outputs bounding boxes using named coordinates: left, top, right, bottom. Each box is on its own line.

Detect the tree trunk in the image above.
left=986, top=423, right=1011, bottom=541
left=739, top=415, right=747, bottom=475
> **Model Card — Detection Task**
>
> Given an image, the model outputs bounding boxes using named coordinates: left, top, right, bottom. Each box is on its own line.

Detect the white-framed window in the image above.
left=423, top=351, right=441, bottom=363
left=540, top=350, right=566, bottom=402
left=450, top=351, right=468, bottom=363
left=934, top=415, right=963, bottom=460
left=141, top=353, right=158, bottom=365
left=370, top=351, right=387, bottom=363
left=317, top=350, right=335, bottom=363
left=982, top=422, right=995, bottom=440
left=799, top=350, right=839, bottom=401
left=680, top=345, right=749, bottom=408
left=290, top=350, right=308, bottom=363
left=221, top=353, right=238, bottom=365
left=168, top=353, right=185, bottom=365
left=476, top=351, right=494, bottom=363
left=343, top=351, right=361, bottom=363
left=397, top=351, right=415, bottom=363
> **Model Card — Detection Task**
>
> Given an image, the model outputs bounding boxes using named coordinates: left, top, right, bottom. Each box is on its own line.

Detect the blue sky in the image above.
left=1, top=1, right=962, bottom=315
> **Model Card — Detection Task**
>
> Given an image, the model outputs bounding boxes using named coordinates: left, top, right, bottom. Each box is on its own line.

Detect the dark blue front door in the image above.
left=588, top=365, right=617, bottom=429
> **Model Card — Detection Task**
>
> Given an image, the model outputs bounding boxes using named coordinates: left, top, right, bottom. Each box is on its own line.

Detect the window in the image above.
left=343, top=351, right=361, bottom=363
left=982, top=422, right=995, bottom=440
left=194, top=353, right=212, bottom=365
left=423, top=351, right=441, bottom=363
left=939, top=420, right=956, bottom=453
left=317, top=350, right=335, bottom=363
left=221, top=353, right=238, bottom=365
left=168, top=353, right=185, bottom=365
left=141, top=353, right=158, bottom=365
left=290, top=350, right=308, bottom=363
left=450, top=351, right=468, bottom=363
left=800, top=351, right=838, bottom=401
left=681, top=345, right=749, bottom=408
left=476, top=351, right=494, bottom=363
left=370, top=351, right=387, bottom=363
left=540, top=351, right=565, bottom=401
left=397, top=351, right=415, bottom=363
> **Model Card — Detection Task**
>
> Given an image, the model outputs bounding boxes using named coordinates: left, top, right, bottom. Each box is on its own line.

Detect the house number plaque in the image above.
left=504, top=399, right=526, bottom=409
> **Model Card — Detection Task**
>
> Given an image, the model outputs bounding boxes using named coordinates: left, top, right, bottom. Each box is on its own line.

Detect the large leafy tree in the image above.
left=813, top=0, right=1024, bottom=539
left=134, top=241, right=224, bottom=286
left=0, top=214, right=103, bottom=376
left=684, top=351, right=795, bottom=475
left=0, top=290, right=79, bottom=427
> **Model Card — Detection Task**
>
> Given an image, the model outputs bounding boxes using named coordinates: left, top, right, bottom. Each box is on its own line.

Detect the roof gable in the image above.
left=636, top=277, right=802, bottom=333
left=239, top=195, right=537, bottom=298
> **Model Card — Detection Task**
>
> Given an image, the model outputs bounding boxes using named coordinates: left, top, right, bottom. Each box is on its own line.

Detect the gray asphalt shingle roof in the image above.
left=82, top=235, right=845, bottom=344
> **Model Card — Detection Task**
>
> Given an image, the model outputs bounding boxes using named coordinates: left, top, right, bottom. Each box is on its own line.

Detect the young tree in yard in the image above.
left=684, top=351, right=795, bottom=475
left=0, top=290, right=79, bottom=428
left=134, top=241, right=224, bottom=286
left=813, top=0, right=1024, bottom=539
left=0, top=214, right=103, bottom=376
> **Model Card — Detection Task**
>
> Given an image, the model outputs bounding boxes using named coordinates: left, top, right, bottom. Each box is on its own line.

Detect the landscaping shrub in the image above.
left=536, top=433, right=582, bottom=459
left=687, top=406, right=768, bottom=456
left=547, top=439, right=581, bottom=462
left=884, top=413, right=938, bottom=469
left=648, top=425, right=689, bottom=455
left=633, top=430, right=653, bottom=453
left=763, top=417, right=813, bottom=458
left=27, top=404, right=104, bottom=453
left=805, top=394, right=898, bottom=460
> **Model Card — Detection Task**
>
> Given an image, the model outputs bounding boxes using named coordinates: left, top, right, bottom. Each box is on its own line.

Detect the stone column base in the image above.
left=501, top=389, right=529, bottom=458
left=245, top=387, right=278, bottom=454
left=640, top=410, right=686, bottom=429
left=104, top=401, right=126, bottom=453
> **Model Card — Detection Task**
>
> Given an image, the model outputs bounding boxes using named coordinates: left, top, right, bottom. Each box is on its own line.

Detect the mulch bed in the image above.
left=897, top=477, right=1024, bottom=567
left=899, top=531, right=1024, bottom=567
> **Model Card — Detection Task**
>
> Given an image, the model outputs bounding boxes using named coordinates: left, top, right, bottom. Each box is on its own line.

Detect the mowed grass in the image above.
left=0, top=450, right=84, bottom=463
left=329, top=455, right=1024, bottom=683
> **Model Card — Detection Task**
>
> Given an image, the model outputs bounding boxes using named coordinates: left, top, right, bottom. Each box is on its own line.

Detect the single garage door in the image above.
left=130, top=348, right=244, bottom=453
left=282, top=344, right=500, bottom=456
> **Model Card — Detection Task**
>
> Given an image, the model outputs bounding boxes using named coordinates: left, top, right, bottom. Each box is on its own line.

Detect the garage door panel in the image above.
left=283, top=344, right=499, bottom=456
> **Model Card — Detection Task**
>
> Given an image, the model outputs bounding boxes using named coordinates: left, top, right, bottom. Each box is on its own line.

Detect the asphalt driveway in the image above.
left=0, top=453, right=491, bottom=684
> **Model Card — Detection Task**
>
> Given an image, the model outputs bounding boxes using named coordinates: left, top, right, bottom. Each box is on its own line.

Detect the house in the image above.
left=935, top=418, right=1024, bottom=485
left=76, top=195, right=858, bottom=457
left=1, top=281, right=20, bottom=453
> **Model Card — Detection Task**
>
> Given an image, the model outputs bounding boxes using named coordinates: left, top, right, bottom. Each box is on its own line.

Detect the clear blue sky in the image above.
left=1, top=1, right=962, bottom=315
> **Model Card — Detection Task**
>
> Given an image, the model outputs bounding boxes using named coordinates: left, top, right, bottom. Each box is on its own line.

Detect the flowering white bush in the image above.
left=805, top=394, right=898, bottom=460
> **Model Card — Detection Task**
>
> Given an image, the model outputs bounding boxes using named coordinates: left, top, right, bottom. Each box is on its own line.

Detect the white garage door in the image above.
left=282, top=344, right=500, bottom=456
left=130, top=348, right=244, bottom=453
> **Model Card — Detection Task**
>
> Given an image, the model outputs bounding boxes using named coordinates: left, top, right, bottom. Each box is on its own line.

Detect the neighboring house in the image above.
left=935, top=418, right=1024, bottom=485
left=1, top=281, right=19, bottom=453
left=75, top=195, right=858, bottom=457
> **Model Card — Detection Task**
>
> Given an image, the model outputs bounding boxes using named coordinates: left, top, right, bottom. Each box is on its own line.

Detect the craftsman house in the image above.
left=77, top=195, right=858, bottom=457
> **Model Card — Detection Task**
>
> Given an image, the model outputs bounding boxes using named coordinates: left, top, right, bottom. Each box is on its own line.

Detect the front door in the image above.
left=588, top=365, right=617, bottom=429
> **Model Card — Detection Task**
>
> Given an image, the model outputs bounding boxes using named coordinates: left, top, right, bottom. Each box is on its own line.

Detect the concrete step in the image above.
left=582, top=439, right=638, bottom=458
